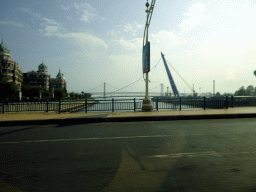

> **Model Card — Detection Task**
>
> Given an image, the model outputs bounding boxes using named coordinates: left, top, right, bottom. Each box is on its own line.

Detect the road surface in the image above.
left=1, top=118, right=256, bottom=191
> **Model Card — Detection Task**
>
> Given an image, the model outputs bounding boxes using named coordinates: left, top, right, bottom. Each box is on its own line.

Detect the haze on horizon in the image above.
left=1, top=0, right=256, bottom=95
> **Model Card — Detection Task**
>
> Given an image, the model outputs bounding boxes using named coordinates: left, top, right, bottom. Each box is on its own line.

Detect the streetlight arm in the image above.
left=143, top=0, right=156, bottom=45
left=143, top=13, right=150, bottom=46
left=148, top=0, right=156, bottom=26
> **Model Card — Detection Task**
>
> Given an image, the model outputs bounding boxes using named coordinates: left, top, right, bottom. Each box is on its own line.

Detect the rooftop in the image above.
left=0, top=39, right=10, bottom=53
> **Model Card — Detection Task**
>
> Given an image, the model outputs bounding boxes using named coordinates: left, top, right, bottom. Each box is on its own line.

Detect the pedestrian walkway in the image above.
left=0, top=107, right=256, bottom=127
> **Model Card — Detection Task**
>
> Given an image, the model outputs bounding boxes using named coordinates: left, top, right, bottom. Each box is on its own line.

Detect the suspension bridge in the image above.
left=85, top=52, right=197, bottom=99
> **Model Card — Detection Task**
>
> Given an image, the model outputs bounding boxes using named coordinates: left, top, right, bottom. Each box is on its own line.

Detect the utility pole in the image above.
left=142, top=0, right=156, bottom=111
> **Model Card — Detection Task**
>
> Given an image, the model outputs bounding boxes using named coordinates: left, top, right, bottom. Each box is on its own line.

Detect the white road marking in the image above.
left=0, top=131, right=254, bottom=144
left=0, top=135, right=176, bottom=144
left=147, top=151, right=253, bottom=158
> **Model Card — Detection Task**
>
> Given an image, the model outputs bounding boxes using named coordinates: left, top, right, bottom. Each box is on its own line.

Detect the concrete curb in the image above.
left=1, top=113, right=256, bottom=127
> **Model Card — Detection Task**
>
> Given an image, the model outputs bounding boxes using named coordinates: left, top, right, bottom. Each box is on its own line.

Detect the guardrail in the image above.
left=86, top=98, right=138, bottom=112
left=1, top=96, right=256, bottom=113
left=0, top=99, right=97, bottom=114
left=85, top=96, right=256, bottom=112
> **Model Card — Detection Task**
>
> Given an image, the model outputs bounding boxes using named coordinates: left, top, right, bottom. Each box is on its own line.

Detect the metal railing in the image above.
left=1, top=96, right=256, bottom=114
left=86, top=98, right=138, bottom=112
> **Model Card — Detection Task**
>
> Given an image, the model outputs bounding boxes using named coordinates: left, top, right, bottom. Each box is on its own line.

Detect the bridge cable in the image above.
left=143, top=57, right=162, bottom=82
left=106, top=77, right=144, bottom=95
left=86, top=83, right=104, bottom=92
left=165, top=58, right=193, bottom=92
left=106, top=58, right=162, bottom=95
left=151, top=57, right=162, bottom=71
left=149, top=84, right=161, bottom=91
left=106, top=83, right=121, bottom=91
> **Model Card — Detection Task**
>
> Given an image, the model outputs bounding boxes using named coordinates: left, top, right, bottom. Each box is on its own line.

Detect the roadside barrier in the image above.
left=1, top=96, right=256, bottom=113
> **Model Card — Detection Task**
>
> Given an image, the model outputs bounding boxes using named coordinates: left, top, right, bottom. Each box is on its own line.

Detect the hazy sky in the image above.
left=1, top=0, right=256, bottom=95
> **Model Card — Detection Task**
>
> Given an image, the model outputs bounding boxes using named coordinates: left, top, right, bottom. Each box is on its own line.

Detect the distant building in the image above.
left=23, top=62, right=50, bottom=90
left=23, top=63, right=66, bottom=91
left=49, top=69, right=66, bottom=90
left=0, top=40, right=23, bottom=87
left=1, top=40, right=67, bottom=93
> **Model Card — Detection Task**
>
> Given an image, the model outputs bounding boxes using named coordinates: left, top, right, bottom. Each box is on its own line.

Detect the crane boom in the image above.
left=161, top=52, right=179, bottom=97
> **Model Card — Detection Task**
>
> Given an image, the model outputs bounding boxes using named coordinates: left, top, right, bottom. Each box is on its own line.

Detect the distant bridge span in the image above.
left=91, top=92, right=188, bottom=98
left=91, top=92, right=162, bottom=98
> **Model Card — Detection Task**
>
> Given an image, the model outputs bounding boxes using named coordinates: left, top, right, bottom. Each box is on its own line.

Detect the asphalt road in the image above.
left=1, top=118, right=256, bottom=192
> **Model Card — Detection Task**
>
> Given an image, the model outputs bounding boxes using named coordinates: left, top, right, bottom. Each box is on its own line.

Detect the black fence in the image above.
left=0, top=100, right=87, bottom=113
left=1, top=96, right=256, bottom=114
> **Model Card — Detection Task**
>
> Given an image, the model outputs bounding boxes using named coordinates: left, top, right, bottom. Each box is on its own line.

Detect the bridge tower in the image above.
left=161, top=84, right=164, bottom=96
left=161, top=52, right=179, bottom=97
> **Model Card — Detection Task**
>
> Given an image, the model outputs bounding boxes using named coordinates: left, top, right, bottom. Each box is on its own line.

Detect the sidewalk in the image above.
left=0, top=107, right=256, bottom=127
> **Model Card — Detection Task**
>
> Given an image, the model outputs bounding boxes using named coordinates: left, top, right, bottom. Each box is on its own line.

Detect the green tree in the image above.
left=246, top=85, right=254, bottom=96
left=74, top=93, right=79, bottom=100
left=21, top=84, right=42, bottom=100
left=84, top=93, right=91, bottom=99
left=0, top=78, right=18, bottom=101
left=223, top=92, right=233, bottom=96
left=42, top=89, right=51, bottom=99
left=79, top=92, right=91, bottom=99
left=69, top=92, right=75, bottom=100
left=215, top=92, right=221, bottom=97
left=234, top=86, right=246, bottom=96
left=30, top=86, right=41, bottom=100
left=69, top=91, right=91, bottom=100
left=54, top=88, right=66, bottom=100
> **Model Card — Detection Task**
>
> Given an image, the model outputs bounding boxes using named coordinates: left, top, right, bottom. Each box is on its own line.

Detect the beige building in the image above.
left=0, top=40, right=23, bottom=87
left=49, top=69, right=66, bottom=90
left=0, top=40, right=66, bottom=92
left=23, top=62, right=50, bottom=90
left=24, top=63, right=66, bottom=91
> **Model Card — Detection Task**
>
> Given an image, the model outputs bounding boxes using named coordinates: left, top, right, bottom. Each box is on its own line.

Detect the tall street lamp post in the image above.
left=142, top=0, right=156, bottom=111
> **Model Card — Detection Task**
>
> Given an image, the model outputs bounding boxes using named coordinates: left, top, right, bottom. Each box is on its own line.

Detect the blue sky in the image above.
left=1, top=0, right=256, bottom=95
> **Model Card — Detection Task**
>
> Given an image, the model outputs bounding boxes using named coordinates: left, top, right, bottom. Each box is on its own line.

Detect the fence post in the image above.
left=226, top=96, right=228, bottom=109
left=46, top=99, right=49, bottom=112
left=112, top=98, right=114, bottom=112
left=2, top=99, right=4, bottom=114
left=204, top=97, right=206, bottom=110
left=134, top=98, right=136, bottom=112
left=156, top=97, right=158, bottom=111
left=85, top=99, right=87, bottom=113
left=59, top=99, right=61, bottom=113
left=179, top=97, right=182, bottom=110
left=231, top=96, right=234, bottom=108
